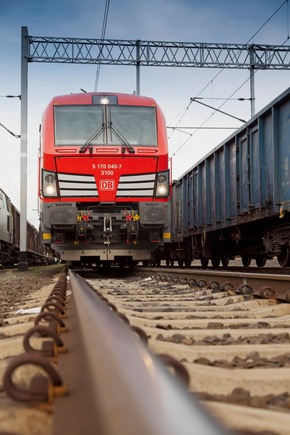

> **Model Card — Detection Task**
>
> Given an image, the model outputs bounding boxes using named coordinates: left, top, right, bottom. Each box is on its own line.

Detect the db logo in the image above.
left=100, top=180, right=115, bottom=190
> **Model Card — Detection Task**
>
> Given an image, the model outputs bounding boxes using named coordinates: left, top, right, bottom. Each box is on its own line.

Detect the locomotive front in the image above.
left=39, top=92, right=170, bottom=266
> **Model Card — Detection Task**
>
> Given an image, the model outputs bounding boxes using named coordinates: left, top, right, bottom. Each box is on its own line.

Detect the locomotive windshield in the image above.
left=54, top=105, right=157, bottom=147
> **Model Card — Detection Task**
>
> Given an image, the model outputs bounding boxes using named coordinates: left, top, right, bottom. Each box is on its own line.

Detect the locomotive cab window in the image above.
left=54, top=105, right=157, bottom=147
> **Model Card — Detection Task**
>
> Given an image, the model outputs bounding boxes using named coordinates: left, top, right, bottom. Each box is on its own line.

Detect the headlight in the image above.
left=155, top=171, right=169, bottom=197
left=43, top=171, right=58, bottom=197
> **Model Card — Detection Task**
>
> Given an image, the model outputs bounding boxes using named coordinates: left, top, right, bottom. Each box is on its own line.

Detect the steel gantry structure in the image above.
left=19, top=26, right=290, bottom=269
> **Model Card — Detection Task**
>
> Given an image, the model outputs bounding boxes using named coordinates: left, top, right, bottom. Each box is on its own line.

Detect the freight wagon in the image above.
left=168, top=86, right=290, bottom=268
left=0, top=188, right=46, bottom=265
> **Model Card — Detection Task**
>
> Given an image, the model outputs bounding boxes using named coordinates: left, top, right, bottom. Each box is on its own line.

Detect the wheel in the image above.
left=200, top=257, right=209, bottom=268
left=117, top=261, right=125, bottom=268
left=241, top=255, right=251, bottom=267
left=255, top=256, right=266, bottom=267
left=221, top=257, right=230, bottom=267
left=102, top=261, right=111, bottom=268
left=211, top=257, right=220, bottom=268
left=185, top=259, right=191, bottom=267
left=128, top=260, right=137, bottom=268
left=178, top=259, right=184, bottom=267
left=277, top=247, right=290, bottom=267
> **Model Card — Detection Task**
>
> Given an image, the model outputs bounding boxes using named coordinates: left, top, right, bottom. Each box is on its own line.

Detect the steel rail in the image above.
left=57, top=269, right=230, bottom=435
left=137, top=267, right=290, bottom=301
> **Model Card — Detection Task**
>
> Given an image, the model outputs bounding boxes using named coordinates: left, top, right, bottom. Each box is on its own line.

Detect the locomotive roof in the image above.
left=47, top=92, right=158, bottom=107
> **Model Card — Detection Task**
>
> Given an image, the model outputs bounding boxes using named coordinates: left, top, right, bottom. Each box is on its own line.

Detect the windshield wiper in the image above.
left=79, top=123, right=105, bottom=154
left=108, top=122, right=135, bottom=154
left=79, top=122, right=135, bottom=154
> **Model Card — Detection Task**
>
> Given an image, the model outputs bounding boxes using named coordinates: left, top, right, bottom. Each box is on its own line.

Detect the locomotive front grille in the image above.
left=57, top=172, right=157, bottom=198
left=116, top=173, right=155, bottom=197
left=58, top=173, right=98, bottom=197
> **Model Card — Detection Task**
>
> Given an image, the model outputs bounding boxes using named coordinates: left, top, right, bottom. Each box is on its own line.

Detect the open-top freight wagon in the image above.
left=169, top=86, right=290, bottom=268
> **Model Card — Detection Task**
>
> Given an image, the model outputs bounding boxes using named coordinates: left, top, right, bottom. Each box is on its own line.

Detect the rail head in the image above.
left=68, top=269, right=230, bottom=435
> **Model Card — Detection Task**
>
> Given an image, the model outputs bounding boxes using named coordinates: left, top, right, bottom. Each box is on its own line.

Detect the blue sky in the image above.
left=0, top=0, right=289, bottom=225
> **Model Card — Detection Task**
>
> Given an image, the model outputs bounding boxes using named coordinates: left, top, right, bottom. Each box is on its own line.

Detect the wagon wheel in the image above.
left=128, top=259, right=137, bottom=268
left=200, top=257, right=209, bottom=268
left=211, top=257, right=220, bottom=269
left=184, top=259, right=191, bottom=268
left=241, top=255, right=251, bottom=267
left=166, top=259, right=174, bottom=267
left=255, top=255, right=267, bottom=267
left=221, top=256, right=230, bottom=267
left=178, top=259, right=184, bottom=268
left=277, top=246, right=290, bottom=267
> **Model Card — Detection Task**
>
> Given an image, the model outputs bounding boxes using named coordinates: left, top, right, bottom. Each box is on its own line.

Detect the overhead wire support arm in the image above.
left=0, top=122, right=21, bottom=138
left=0, top=94, right=21, bottom=99
left=190, top=98, right=247, bottom=123
left=167, top=126, right=238, bottom=131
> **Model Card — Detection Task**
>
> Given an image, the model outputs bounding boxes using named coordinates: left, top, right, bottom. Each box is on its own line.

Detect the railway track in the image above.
left=1, top=266, right=290, bottom=434
left=85, top=267, right=290, bottom=434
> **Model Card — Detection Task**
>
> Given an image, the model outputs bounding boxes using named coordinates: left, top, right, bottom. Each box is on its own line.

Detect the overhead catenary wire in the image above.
left=94, top=0, right=111, bottom=92
left=169, top=0, right=289, bottom=157
left=171, top=68, right=281, bottom=158
left=287, top=0, right=290, bottom=38
left=0, top=161, right=37, bottom=224
left=0, top=163, right=19, bottom=205
left=168, top=127, right=238, bottom=139
left=0, top=95, right=38, bottom=222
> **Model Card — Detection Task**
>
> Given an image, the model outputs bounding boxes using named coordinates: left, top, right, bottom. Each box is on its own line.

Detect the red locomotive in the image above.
left=38, top=92, right=171, bottom=267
